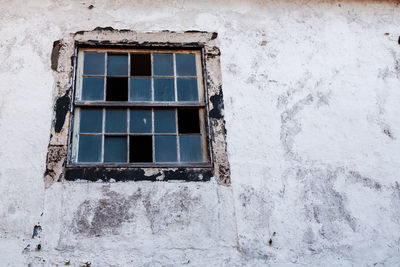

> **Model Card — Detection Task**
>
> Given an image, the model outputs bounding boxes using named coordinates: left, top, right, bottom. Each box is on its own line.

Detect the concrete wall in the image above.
left=1, top=0, right=400, bottom=266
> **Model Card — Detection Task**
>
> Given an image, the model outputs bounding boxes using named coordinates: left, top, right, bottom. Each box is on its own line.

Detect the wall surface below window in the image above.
left=1, top=0, right=400, bottom=266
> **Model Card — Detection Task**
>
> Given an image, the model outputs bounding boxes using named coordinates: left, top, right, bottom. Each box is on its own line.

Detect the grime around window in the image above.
left=69, top=48, right=210, bottom=167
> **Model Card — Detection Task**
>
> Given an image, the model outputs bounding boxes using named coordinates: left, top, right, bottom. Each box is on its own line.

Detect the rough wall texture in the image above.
left=1, top=0, right=400, bottom=266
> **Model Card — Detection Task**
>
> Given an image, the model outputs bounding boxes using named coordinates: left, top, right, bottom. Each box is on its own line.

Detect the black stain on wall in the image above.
left=209, top=89, right=224, bottom=119
left=54, top=90, right=70, bottom=133
left=51, top=40, right=62, bottom=71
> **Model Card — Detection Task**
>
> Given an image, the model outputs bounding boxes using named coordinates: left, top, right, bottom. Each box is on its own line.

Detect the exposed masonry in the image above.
left=44, top=28, right=230, bottom=186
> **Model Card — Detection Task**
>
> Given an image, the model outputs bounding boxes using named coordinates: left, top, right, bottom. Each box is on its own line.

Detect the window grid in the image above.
left=72, top=49, right=209, bottom=166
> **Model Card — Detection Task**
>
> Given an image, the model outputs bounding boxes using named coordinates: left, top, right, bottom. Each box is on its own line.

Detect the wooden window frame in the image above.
left=45, top=29, right=230, bottom=185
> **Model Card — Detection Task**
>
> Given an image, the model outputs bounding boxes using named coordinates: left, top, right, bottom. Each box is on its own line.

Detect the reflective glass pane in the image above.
left=130, top=78, right=151, bottom=101
left=130, top=136, right=153, bottom=162
left=154, top=109, right=176, bottom=133
left=82, top=77, right=104, bottom=100
left=131, top=54, right=151, bottom=76
left=176, top=54, right=196, bottom=76
left=107, top=54, right=128, bottom=76
left=78, top=135, right=102, bottom=162
left=130, top=109, right=152, bottom=133
left=105, top=109, right=127, bottom=133
left=104, top=136, right=127, bottom=162
left=154, top=78, right=174, bottom=101
left=80, top=109, right=103, bottom=133
left=83, top=52, right=104, bottom=75
left=179, top=135, right=202, bottom=162
left=154, top=136, right=177, bottom=162
left=106, top=77, right=128, bottom=101
left=177, top=78, right=198, bottom=101
left=153, top=54, right=173, bottom=76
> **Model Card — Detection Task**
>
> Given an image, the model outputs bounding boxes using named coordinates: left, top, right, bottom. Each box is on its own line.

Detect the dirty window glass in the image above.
left=72, top=49, right=208, bottom=166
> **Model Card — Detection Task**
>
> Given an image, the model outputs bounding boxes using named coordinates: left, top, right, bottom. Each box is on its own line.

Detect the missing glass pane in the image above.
left=178, top=109, right=200, bottom=134
left=131, top=53, right=151, bottom=76
left=130, top=136, right=153, bottom=162
left=106, top=77, right=128, bottom=101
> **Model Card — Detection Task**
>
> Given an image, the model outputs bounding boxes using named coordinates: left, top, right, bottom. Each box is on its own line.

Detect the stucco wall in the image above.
left=1, top=0, right=400, bottom=266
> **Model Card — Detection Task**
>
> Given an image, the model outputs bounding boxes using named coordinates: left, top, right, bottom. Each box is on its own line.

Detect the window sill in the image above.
left=64, top=165, right=213, bottom=182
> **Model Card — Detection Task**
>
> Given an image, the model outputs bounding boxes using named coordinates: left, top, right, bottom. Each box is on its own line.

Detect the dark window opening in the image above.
left=130, top=136, right=153, bottom=162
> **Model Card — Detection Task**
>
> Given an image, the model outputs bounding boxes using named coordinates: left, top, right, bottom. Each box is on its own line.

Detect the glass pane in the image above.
left=130, top=109, right=152, bottom=133
left=107, top=54, right=128, bottom=76
left=130, top=136, right=153, bottom=162
left=177, top=78, right=198, bottom=101
left=176, top=54, right=196, bottom=76
left=78, top=135, right=102, bottom=162
left=154, top=109, right=176, bottom=133
left=131, top=53, right=151, bottom=76
left=106, top=77, right=128, bottom=101
left=178, top=109, right=200, bottom=133
left=154, top=136, right=177, bottom=162
left=130, top=78, right=151, bottom=101
left=80, top=109, right=103, bottom=133
left=105, top=109, right=127, bottom=133
left=153, top=54, right=173, bottom=76
left=82, top=77, right=104, bottom=100
left=83, top=52, right=104, bottom=75
left=179, top=135, right=202, bottom=162
left=104, top=136, right=127, bottom=162
left=154, top=78, right=174, bottom=101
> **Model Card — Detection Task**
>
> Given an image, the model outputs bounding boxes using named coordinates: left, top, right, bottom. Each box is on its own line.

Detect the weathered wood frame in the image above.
left=45, top=29, right=230, bottom=186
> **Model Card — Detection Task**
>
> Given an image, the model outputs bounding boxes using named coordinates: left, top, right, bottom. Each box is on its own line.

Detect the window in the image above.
left=45, top=30, right=230, bottom=183
left=70, top=48, right=209, bottom=167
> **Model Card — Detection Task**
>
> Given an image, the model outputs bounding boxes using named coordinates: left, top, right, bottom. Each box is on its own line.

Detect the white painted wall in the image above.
left=1, top=0, right=400, bottom=266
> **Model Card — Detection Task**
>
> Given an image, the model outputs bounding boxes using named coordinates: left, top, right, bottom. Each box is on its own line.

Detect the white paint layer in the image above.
left=1, top=0, right=400, bottom=265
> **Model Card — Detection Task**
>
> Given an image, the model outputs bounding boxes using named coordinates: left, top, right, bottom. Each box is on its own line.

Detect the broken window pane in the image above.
left=105, top=109, right=127, bottom=133
left=176, top=54, right=196, bottom=76
left=154, top=136, right=177, bottom=162
left=153, top=54, right=173, bottom=76
left=177, top=78, right=198, bottom=101
left=154, top=78, right=174, bottom=101
left=78, top=135, right=102, bottom=162
left=154, top=109, right=176, bottom=133
left=82, top=77, right=104, bottom=100
left=83, top=52, right=105, bottom=75
left=130, top=136, right=153, bottom=162
left=106, top=77, right=128, bottom=101
left=131, top=53, right=151, bottom=76
left=130, top=78, right=151, bottom=101
left=130, top=109, right=152, bottom=133
left=179, top=135, right=202, bottom=162
left=80, top=108, right=103, bottom=133
left=178, top=109, right=200, bottom=134
left=104, top=136, right=127, bottom=162
left=107, top=54, right=128, bottom=76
